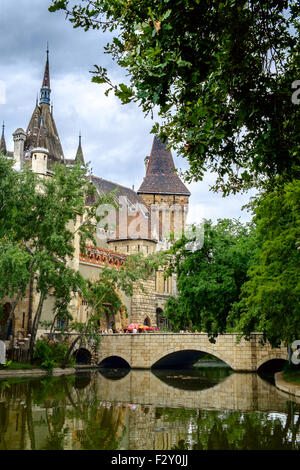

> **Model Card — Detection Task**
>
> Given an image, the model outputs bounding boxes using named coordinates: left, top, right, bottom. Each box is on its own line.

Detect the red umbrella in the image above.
left=126, top=324, right=140, bottom=330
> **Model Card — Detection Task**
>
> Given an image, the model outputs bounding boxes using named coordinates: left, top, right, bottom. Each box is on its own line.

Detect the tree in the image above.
left=49, top=0, right=300, bottom=194
left=0, top=156, right=115, bottom=358
left=229, top=179, right=300, bottom=347
left=164, top=219, right=255, bottom=339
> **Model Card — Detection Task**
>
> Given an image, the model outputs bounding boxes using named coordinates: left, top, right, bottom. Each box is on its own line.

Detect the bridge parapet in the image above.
left=96, top=333, right=287, bottom=371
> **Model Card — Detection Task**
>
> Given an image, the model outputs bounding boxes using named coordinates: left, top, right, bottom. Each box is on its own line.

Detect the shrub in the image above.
left=33, top=339, right=74, bottom=370
left=33, top=340, right=53, bottom=366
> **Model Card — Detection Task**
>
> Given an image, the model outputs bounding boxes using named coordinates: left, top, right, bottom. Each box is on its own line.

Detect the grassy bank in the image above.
left=0, top=362, right=36, bottom=370
left=282, top=364, right=300, bottom=385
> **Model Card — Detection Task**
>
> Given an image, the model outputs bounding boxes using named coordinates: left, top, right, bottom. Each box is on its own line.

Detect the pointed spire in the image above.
left=42, top=42, right=50, bottom=88
left=137, top=135, right=190, bottom=196
left=40, top=44, right=51, bottom=105
left=75, top=131, right=85, bottom=165
left=0, top=121, right=7, bottom=155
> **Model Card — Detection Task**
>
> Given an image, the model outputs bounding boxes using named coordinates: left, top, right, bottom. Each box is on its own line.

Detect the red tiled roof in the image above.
left=80, top=245, right=126, bottom=268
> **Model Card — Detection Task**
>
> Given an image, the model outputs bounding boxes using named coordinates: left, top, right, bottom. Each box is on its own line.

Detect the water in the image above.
left=0, top=364, right=299, bottom=450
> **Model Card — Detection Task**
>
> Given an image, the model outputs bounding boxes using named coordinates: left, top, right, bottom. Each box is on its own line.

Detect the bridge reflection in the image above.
left=0, top=369, right=299, bottom=450
left=152, top=366, right=231, bottom=391
left=98, top=368, right=130, bottom=381
left=95, top=368, right=296, bottom=412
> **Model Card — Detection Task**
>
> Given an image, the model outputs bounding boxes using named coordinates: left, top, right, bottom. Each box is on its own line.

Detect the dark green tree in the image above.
left=49, top=0, right=300, bottom=194
left=229, top=178, right=300, bottom=347
left=164, top=219, right=255, bottom=339
left=0, top=155, right=114, bottom=356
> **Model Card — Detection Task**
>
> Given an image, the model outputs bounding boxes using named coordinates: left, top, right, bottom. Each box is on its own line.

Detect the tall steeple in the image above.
left=25, top=48, right=64, bottom=167
left=40, top=44, right=51, bottom=105
left=0, top=122, right=7, bottom=155
left=137, top=136, right=190, bottom=196
left=75, top=132, right=85, bottom=165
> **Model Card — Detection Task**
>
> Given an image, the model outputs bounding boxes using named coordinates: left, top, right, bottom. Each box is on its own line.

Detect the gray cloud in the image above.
left=0, top=0, right=254, bottom=224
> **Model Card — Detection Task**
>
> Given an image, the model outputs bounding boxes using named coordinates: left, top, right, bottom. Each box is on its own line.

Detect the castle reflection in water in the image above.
left=0, top=367, right=299, bottom=450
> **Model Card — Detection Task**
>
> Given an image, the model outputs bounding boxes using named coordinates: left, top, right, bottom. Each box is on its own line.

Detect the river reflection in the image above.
left=0, top=367, right=299, bottom=450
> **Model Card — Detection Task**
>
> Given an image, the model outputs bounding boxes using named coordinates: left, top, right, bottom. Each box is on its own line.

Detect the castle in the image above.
left=0, top=50, right=190, bottom=337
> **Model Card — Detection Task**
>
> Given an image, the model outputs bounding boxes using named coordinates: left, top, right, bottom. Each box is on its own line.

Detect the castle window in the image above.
left=138, top=245, right=140, bottom=252
left=56, top=318, right=66, bottom=330
left=127, top=245, right=129, bottom=253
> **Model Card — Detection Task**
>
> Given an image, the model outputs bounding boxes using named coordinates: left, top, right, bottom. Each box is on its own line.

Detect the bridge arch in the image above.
left=151, top=346, right=234, bottom=369
left=73, top=347, right=92, bottom=365
left=98, top=355, right=131, bottom=369
left=256, top=353, right=288, bottom=372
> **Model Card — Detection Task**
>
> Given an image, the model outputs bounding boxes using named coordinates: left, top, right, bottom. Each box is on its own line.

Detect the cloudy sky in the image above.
left=0, top=0, right=255, bottom=224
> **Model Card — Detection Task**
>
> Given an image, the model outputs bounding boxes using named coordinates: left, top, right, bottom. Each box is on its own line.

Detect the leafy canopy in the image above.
left=49, top=0, right=300, bottom=194
left=229, top=179, right=300, bottom=347
left=164, top=219, right=255, bottom=339
left=0, top=155, right=115, bottom=344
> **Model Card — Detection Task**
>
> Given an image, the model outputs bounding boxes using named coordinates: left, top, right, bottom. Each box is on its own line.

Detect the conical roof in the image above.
left=25, top=103, right=64, bottom=165
left=33, top=114, right=48, bottom=151
left=137, top=136, right=190, bottom=196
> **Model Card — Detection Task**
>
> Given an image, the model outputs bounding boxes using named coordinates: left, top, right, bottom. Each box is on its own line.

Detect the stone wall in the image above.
left=130, top=277, right=157, bottom=327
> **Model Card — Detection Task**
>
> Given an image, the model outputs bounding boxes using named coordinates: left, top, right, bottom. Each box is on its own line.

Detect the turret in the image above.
left=13, top=128, right=26, bottom=170
left=31, top=119, right=48, bottom=176
left=31, top=147, right=48, bottom=176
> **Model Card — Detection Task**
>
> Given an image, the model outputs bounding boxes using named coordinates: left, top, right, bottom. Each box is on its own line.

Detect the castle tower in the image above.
left=24, top=48, right=64, bottom=171
left=137, top=137, right=191, bottom=327
left=137, top=136, right=190, bottom=243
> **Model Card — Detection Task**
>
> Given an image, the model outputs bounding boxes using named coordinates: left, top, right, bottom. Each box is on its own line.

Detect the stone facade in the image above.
left=1, top=50, right=191, bottom=340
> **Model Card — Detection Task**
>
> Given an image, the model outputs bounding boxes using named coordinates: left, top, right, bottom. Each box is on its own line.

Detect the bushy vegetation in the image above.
left=164, top=179, right=300, bottom=347
left=33, top=340, right=75, bottom=371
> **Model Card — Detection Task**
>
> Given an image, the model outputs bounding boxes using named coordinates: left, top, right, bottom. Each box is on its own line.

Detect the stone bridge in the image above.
left=75, top=333, right=288, bottom=372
